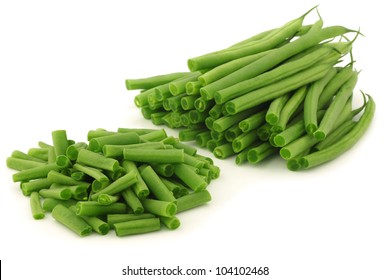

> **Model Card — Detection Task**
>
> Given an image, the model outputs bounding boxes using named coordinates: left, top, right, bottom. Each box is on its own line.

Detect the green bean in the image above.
left=122, top=188, right=144, bottom=214
left=122, top=161, right=150, bottom=199
left=179, top=126, right=208, bottom=141
left=198, top=50, right=271, bottom=86
left=185, top=81, right=202, bottom=95
left=194, top=97, right=215, bottom=113
left=247, top=143, right=277, bottom=164
left=180, top=95, right=198, bottom=110
left=214, top=45, right=337, bottom=104
left=114, top=218, right=161, bottom=237
left=76, top=149, right=119, bottom=172
left=297, top=95, right=375, bottom=169
left=52, top=204, right=92, bottom=236
left=88, top=132, right=140, bottom=153
left=139, top=129, right=167, bottom=142
left=102, top=142, right=165, bottom=159
left=125, top=72, right=189, bottom=90
left=90, top=170, right=138, bottom=200
left=6, top=157, right=46, bottom=171
left=188, top=7, right=315, bottom=71
left=213, top=142, right=235, bottom=159
left=12, top=164, right=59, bottom=183
left=76, top=201, right=128, bottom=216
left=51, top=130, right=69, bottom=157
left=27, top=148, right=49, bottom=161
left=238, top=110, right=267, bottom=133
left=173, top=163, right=207, bottom=192
left=314, top=71, right=358, bottom=140
left=140, top=166, right=176, bottom=202
left=213, top=107, right=259, bottom=132
left=188, top=110, right=209, bottom=124
left=55, top=155, right=72, bottom=169
left=11, top=150, right=46, bottom=163
left=176, top=190, right=212, bottom=213
left=224, top=62, right=334, bottom=115
left=273, top=86, right=307, bottom=132
left=47, top=170, right=89, bottom=188
left=280, top=134, right=319, bottom=160
left=235, top=142, right=260, bottom=165
left=173, top=142, right=197, bottom=156
left=97, top=194, right=120, bottom=205
left=64, top=143, right=86, bottom=162
left=209, top=104, right=224, bottom=119
left=30, top=192, right=45, bottom=220
left=72, top=163, right=109, bottom=184
left=69, top=206, right=109, bottom=235
left=195, top=131, right=212, bottom=147
left=304, top=67, right=338, bottom=134
left=232, top=130, right=259, bottom=153
left=21, top=178, right=52, bottom=196
left=225, top=124, right=242, bottom=142
left=149, top=162, right=174, bottom=177
left=87, top=129, right=116, bottom=140
left=211, top=130, right=225, bottom=141
left=39, top=188, right=72, bottom=200
left=169, top=71, right=202, bottom=95
left=42, top=198, right=77, bottom=212
left=159, top=216, right=180, bottom=230
left=141, top=199, right=177, bottom=217
left=313, top=120, right=356, bottom=152
left=107, top=213, right=155, bottom=228
left=266, top=94, right=291, bottom=125
left=123, top=148, right=184, bottom=164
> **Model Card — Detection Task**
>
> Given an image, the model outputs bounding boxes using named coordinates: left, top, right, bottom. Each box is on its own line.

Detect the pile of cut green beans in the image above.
left=125, top=7, right=375, bottom=170
left=6, top=128, right=219, bottom=237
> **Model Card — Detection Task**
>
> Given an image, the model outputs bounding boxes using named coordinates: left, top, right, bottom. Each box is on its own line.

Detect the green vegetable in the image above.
left=52, top=204, right=92, bottom=237
left=30, top=192, right=45, bottom=220
left=114, top=218, right=161, bottom=237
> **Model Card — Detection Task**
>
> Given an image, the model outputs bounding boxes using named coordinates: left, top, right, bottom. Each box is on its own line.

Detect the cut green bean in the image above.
left=30, top=192, right=45, bottom=219
left=76, top=201, right=128, bottom=216
left=123, top=148, right=184, bottom=164
left=181, top=95, right=198, bottom=110
left=21, top=178, right=52, bottom=196
left=313, top=120, right=356, bottom=152
left=102, top=142, right=165, bottom=159
left=76, top=149, right=119, bottom=172
left=11, top=150, right=46, bottom=163
left=176, top=190, right=212, bottom=213
left=12, top=164, right=59, bottom=183
left=42, top=198, right=77, bottom=212
left=52, top=204, right=92, bottom=237
left=159, top=216, right=180, bottom=230
left=88, top=132, right=140, bottom=153
left=239, top=110, right=267, bottom=133
left=52, top=130, right=69, bottom=157
left=55, top=155, right=72, bottom=169
left=139, top=129, right=167, bottom=142
left=47, top=170, right=89, bottom=188
left=72, top=163, right=109, bottom=184
left=107, top=213, right=155, bottom=228
left=185, top=80, right=202, bottom=95
left=66, top=142, right=88, bottom=161
left=213, top=142, right=235, bottom=159
left=69, top=205, right=110, bottom=235
left=114, top=218, right=160, bottom=237
left=39, top=188, right=72, bottom=200
left=27, top=148, right=49, bottom=161
left=174, top=163, right=207, bottom=192
left=122, top=188, right=144, bottom=214
left=122, top=161, right=150, bottom=199
left=6, top=157, right=46, bottom=171
left=91, top=170, right=137, bottom=200
left=141, top=199, right=177, bottom=217
left=140, top=166, right=176, bottom=202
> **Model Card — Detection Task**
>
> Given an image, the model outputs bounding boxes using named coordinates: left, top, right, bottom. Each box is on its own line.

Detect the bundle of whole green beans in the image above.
left=6, top=128, right=219, bottom=237
left=125, top=7, right=375, bottom=170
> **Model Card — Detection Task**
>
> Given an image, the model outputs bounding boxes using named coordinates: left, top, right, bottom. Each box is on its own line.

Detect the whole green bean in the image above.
left=297, top=95, right=375, bottom=169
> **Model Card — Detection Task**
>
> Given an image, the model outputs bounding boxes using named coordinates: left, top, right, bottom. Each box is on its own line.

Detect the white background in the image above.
left=1, top=1, right=389, bottom=279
